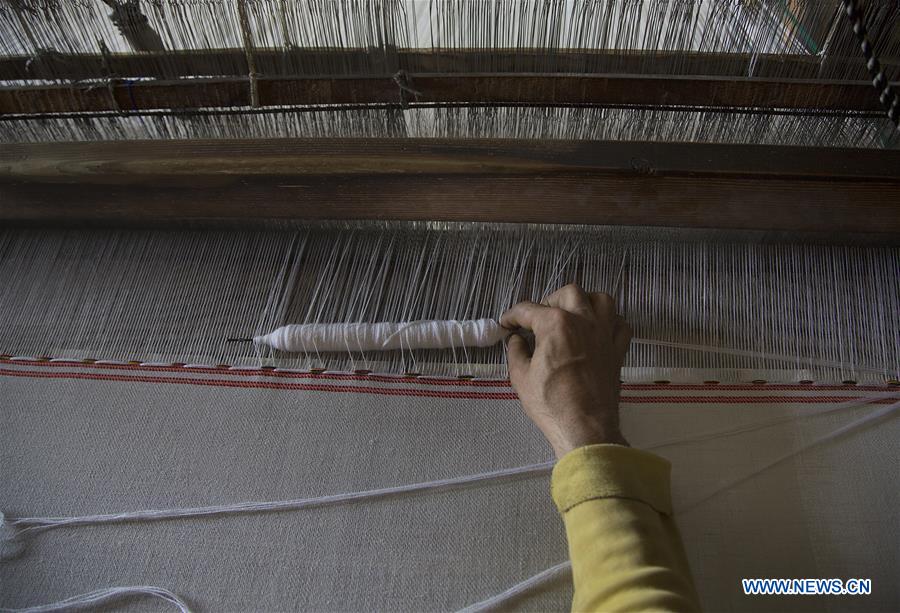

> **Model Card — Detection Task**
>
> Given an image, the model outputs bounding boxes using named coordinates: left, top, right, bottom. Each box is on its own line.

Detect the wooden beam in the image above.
left=0, top=73, right=888, bottom=115
left=3, top=138, right=899, bottom=180
left=3, top=172, right=898, bottom=236
left=1, top=139, right=898, bottom=235
left=2, top=49, right=896, bottom=82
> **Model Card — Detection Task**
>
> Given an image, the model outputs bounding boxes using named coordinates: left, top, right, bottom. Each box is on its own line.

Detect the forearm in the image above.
left=552, top=445, right=700, bottom=612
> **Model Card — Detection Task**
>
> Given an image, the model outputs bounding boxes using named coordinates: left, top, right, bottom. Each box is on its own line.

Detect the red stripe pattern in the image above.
left=1, top=359, right=896, bottom=402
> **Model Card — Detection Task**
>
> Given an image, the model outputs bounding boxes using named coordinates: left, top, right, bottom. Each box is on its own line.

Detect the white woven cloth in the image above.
left=1, top=359, right=897, bottom=612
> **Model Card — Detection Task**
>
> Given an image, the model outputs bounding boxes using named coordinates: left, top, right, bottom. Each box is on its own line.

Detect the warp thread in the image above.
left=254, top=318, right=891, bottom=378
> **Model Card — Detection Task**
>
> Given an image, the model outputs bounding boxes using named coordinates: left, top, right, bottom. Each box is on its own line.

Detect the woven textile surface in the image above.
left=1, top=360, right=897, bottom=612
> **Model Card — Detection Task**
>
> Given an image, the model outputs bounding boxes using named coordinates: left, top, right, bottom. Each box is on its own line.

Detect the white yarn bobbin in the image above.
left=254, top=319, right=510, bottom=353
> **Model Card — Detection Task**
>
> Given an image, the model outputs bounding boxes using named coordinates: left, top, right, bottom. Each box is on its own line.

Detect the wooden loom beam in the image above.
left=4, top=49, right=896, bottom=82
left=0, top=73, right=890, bottom=115
left=1, top=139, right=898, bottom=236
left=2, top=48, right=898, bottom=115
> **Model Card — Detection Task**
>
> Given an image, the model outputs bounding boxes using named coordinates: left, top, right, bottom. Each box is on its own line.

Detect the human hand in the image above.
left=500, top=284, right=632, bottom=459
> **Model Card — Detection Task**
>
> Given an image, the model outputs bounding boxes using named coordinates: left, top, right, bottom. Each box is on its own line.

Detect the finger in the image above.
left=505, top=333, right=531, bottom=382
left=589, top=292, right=617, bottom=325
left=500, top=301, right=547, bottom=331
left=613, top=317, right=633, bottom=359
left=543, top=283, right=593, bottom=318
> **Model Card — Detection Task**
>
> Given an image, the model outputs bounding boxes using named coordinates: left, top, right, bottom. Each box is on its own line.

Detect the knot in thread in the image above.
left=0, top=511, right=26, bottom=559
left=392, top=70, right=422, bottom=104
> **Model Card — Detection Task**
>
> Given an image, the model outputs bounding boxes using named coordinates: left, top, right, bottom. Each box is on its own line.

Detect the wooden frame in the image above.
left=5, top=49, right=892, bottom=81
left=2, top=49, right=896, bottom=115
left=2, top=138, right=898, bottom=235
left=1, top=74, right=887, bottom=115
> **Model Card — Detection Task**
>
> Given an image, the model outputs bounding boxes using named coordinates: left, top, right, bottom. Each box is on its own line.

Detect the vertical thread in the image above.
left=236, top=0, right=260, bottom=108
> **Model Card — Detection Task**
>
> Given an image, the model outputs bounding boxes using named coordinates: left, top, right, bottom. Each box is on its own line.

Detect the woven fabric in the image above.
left=1, top=360, right=897, bottom=612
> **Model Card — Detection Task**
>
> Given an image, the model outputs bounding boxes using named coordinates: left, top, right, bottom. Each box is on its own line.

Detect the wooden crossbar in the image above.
left=1, top=48, right=896, bottom=116
left=0, top=74, right=889, bottom=116
left=2, top=139, right=898, bottom=236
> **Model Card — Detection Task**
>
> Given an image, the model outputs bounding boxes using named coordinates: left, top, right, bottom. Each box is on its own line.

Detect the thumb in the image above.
left=613, top=317, right=632, bottom=362
left=506, top=333, right=531, bottom=383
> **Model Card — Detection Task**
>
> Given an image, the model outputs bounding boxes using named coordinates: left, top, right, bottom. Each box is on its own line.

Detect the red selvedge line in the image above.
left=0, top=359, right=511, bottom=387
left=620, top=383, right=895, bottom=391
left=621, top=396, right=897, bottom=404
left=0, top=369, right=518, bottom=399
left=0, top=359, right=895, bottom=392
left=1, top=368, right=896, bottom=403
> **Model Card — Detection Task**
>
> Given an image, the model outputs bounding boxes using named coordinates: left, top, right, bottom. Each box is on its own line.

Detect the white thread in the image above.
left=631, top=337, right=888, bottom=375
left=458, top=560, right=573, bottom=613
left=1, top=461, right=554, bottom=545
left=251, top=322, right=889, bottom=375
left=645, top=394, right=899, bottom=450
left=1, top=226, right=896, bottom=380
left=458, top=400, right=900, bottom=611
left=6, top=395, right=896, bottom=547
left=677, top=399, right=900, bottom=514
left=0, top=586, right=191, bottom=613
left=254, top=319, right=510, bottom=353
left=4, top=401, right=895, bottom=609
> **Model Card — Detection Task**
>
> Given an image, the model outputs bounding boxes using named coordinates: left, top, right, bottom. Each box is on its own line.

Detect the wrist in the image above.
left=550, top=423, right=629, bottom=459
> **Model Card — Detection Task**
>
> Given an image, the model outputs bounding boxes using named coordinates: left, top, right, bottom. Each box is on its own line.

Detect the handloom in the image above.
left=1, top=1, right=899, bottom=612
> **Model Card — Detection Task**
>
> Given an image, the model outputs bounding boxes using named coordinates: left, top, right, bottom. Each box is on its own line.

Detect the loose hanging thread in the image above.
left=1, top=461, right=555, bottom=548
left=3, top=395, right=895, bottom=548
left=457, top=561, right=574, bottom=613
left=3, top=398, right=896, bottom=612
left=458, top=398, right=900, bottom=612
left=0, top=586, right=191, bottom=613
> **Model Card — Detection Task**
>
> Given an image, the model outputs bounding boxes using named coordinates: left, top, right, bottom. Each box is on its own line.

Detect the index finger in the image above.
left=500, top=300, right=548, bottom=331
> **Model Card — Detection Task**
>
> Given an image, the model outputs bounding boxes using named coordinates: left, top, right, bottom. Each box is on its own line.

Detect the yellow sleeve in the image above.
left=551, top=444, right=701, bottom=612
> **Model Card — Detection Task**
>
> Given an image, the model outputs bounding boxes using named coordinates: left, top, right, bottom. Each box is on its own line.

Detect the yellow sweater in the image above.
left=551, top=444, right=701, bottom=612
